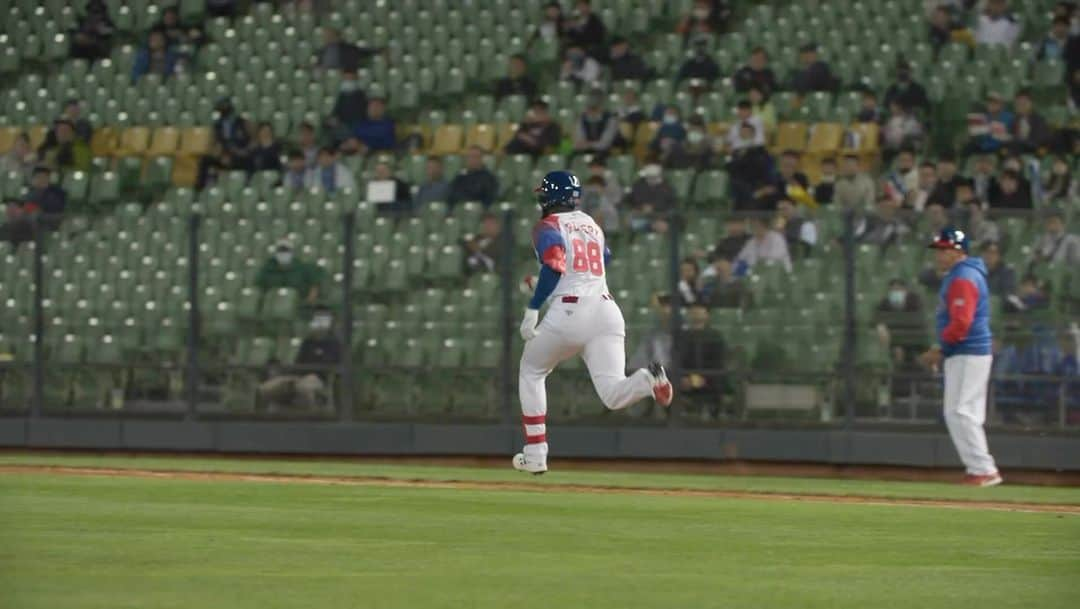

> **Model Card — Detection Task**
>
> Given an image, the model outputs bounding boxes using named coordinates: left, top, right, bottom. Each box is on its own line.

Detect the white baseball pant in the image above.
left=942, top=354, right=997, bottom=475
left=519, top=296, right=654, bottom=461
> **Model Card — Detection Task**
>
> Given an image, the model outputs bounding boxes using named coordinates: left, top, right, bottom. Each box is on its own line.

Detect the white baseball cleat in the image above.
left=512, top=452, right=548, bottom=475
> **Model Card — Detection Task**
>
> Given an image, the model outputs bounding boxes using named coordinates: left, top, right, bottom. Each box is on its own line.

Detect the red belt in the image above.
left=561, top=295, right=613, bottom=303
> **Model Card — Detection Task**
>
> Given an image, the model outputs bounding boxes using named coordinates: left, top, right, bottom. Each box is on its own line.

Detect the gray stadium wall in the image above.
left=1, top=418, right=1079, bottom=471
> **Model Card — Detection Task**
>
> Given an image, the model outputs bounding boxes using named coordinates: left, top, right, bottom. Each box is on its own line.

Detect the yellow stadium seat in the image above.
left=842, top=122, right=881, bottom=170
left=145, top=126, right=180, bottom=157
left=708, top=122, right=729, bottom=139
left=0, top=127, right=17, bottom=155
left=178, top=127, right=213, bottom=157
left=116, top=126, right=151, bottom=157
left=464, top=123, right=497, bottom=152
left=90, top=126, right=118, bottom=157
left=428, top=124, right=464, bottom=156
left=632, top=121, right=658, bottom=162
left=806, top=123, right=844, bottom=158
left=495, top=122, right=517, bottom=150
left=27, top=126, right=48, bottom=150
left=171, top=155, right=199, bottom=187
left=773, top=122, right=808, bottom=153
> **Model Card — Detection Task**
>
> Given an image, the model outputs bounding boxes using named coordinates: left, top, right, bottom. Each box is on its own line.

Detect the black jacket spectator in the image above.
left=449, top=147, right=499, bottom=208
left=988, top=171, right=1033, bottom=210
left=608, top=38, right=653, bottom=81
left=734, top=65, right=778, bottom=97
left=69, top=0, right=114, bottom=61
left=789, top=46, right=835, bottom=94
left=564, top=2, right=607, bottom=56
left=884, top=67, right=930, bottom=115
left=495, top=55, right=538, bottom=100
left=332, top=77, right=368, bottom=131
left=250, top=142, right=282, bottom=174
left=505, top=104, right=562, bottom=157
left=0, top=167, right=66, bottom=244
left=315, top=27, right=375, bottom=72
left=1011, top=92, right=1052, bottom=153
left=676, top=46, right=721, bottom=84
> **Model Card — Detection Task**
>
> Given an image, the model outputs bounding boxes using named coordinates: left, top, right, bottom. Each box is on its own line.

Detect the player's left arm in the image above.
left=521, top=220, right=565, bottom=340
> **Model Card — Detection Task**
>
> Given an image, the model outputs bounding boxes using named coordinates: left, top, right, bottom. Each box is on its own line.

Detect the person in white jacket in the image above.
left=304, top=146, right=357, bottom=194
left=735, top=216, right=792, bottom=274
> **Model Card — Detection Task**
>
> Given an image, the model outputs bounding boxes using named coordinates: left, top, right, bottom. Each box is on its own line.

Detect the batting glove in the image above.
left=520, top=308, right=539, bottom=341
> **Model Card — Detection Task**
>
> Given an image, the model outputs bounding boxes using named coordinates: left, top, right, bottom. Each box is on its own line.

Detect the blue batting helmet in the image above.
left=535, top=170, right=582, bottom=210
left=928, top=226, right=969, bottom=253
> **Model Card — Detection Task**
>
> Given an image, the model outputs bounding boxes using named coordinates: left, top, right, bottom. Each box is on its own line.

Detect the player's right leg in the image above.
left=582, top=300, right=672, bottom=410
left=515, top=325, right=580, bottom=474
left=943, top=355, right=1000, bottom=485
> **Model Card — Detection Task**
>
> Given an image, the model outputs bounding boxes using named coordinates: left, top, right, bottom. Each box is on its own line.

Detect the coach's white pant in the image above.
left=519, top=297, right=654, bottom=460
left=943, top=354, right=997, bottom=475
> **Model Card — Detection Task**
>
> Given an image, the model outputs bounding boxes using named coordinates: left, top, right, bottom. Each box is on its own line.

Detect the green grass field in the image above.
left=1, top=454, right=1078, bottom=609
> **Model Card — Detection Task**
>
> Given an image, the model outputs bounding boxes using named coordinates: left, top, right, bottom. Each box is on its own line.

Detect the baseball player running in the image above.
left=918, top=227, right=1002, bottom=487
left=514, top=171, right=673, bottom=474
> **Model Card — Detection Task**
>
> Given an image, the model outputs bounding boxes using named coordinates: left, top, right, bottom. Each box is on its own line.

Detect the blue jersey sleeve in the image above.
left=528, top=264, right=561, bottom=310
left=532, top=217, right=565, bottom=262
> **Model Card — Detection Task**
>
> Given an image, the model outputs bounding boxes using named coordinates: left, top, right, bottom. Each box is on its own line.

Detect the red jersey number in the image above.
left=570, top=238, right=604, bottom=277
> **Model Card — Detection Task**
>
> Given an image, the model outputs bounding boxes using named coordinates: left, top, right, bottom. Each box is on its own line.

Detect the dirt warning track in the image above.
left=3, top=464, right=1079, bottom=515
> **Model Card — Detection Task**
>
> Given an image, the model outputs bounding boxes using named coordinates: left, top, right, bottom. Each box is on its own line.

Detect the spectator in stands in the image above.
left=314, top=27, right=373, bottom=72
left=530, top=1, right=566, bottom=48
left=305, top=146, right=356, bottom=194
left=873, top=278, right=926, bottom=367
left=615, top=88, right=647, bottom=130
left=367, top=159, right=411, bottom=213
left=747, top=86, right=777, bottom=139
left=966, top=200, right=1001, bottom=246
left=884, top=62, right=931, bottom=117
left=353, top=96, right=395, bottom=153
left=928, top=155, right=961, bottom=206
left=763, top=151, right=810, bottom=207
left=581, top=175, right=620, bottom=233
left=920, top=202, right=950, bottom=244
left=1015, top=275, right=1051, bottom=311
left=197, top=98, right=252, bottom=189
left=735, top=217, right=792, bottom=273
left=968, top=92, right=1014, bottom=153
left=131, top=27, right=179, bottom=82
left=975, top=0, right=1020, bottom=46
left=676, top=258, right=704, bottom=306
left=1038, top=16, right=1076, bottom=60
left=206, top=0, right=239, bottom=18
left=53, top=100, right=93, bottom=144
left=734, top=48, right=778, bottom=97
left=505, top=101, right=561, bottom=157
left=856, top=90, right=882, bottom=123
left=448, top=146, right=499, bottom=208
left=328, top=71, right=368, bottom=139
left=573, top=90, right=619, bottom=156
left=813, top=157, right=837, bottom=205
left=678, top=304, right=729, bottom=418
left=294, top=122, right=319, bottom=169
left=1043, top=156, right=1075, bottom=201
left=282, top=150, right=308, bottom=192
left=1010, top=90, right=1052, bottom=154
left=607, top=37, right=652, bottom=81
left=663, top=114, right=714, bottom=169
left=986, top=170, right=1030, bottom=210
left=775, top=199, right=817, bottom=258
left=463, top=213, right=504, bottom=275
left=882, top=102, right=924, bottom=155
left=413, top=157, right=451, bottom=209
left=712, top=217, right=750, bottom=261
left=561, top=44, right=603, bottom=88
left=1031, top=208, right=1080, bottom=267
left=979, top=241, right=1018, bottom=300
left=256, top=238, right=323, bottom=305
left=700, top=255, right=747, bottom=308
left=628, top=293, right=673, bottom=381
left=833, top=154, right=876, bottom=210
left=651, top=106, right=687, bottom=157
left=250, top=123, right=283, bottom=174
left=883, top=148, right=919, bottom=205
left=856, top=196, right=911, bottom=249
left=495, top=54, right=538, bottom=101
left=37, top=120, right=90, bottom=173
left=626, top=164, right=676, bottom=233
left=928, top=5, right=959, bottom=52
left=677, top=0, right=729, bottom=37
left=2, top=133, right=36, bottom=179
left=565, top=0, right=607, bottom=57
left=726, top=101, right=766, bottom=149
left=69, top=0, right=114, bottom=61
left=585, top=158, right=623, bottom=205
left=0, top=166, right=66, bottom=245
left=258, top=307, right=340, bottom=412
left=904, top=161, right=937, bottom=212
left=676, top=37, right=722, bottom=85
left=970, top=154, right=1002, bottom=204
left=789, top=44, right=835, bottom=94
left=158, top=6, right=204, bottom=49
left=726, top=124, right=773, bottom=210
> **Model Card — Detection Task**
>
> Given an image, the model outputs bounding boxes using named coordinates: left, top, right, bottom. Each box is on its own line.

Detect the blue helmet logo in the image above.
left=535, top=170, right=582, bottom=209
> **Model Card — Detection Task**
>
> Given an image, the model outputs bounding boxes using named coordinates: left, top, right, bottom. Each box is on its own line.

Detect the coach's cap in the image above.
left=928, top=227, right=969, bottom=253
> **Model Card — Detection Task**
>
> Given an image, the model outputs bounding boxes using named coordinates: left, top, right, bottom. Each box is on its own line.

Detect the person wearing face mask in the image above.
left=560, top=44, right=602, bottom=88
left=676, top=38, right=721, bottom=85
left=874, top=278, right=926, bottom=369
left=650, top=106, right=688, bottom=161
left=257, top=307, right=342, bottom=412
left=665, top=114, right=714, bottom=169
left=883, top=61, right=930, bottom=117
left=626, top=164, right=676, bottom=233
left=255, top=239, right=325, bottom=306
left=1031, top=208, right=1080, bottom=268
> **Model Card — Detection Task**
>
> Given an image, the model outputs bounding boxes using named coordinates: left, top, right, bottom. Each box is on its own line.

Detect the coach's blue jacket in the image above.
left=936, top=257, right=992, bottom=358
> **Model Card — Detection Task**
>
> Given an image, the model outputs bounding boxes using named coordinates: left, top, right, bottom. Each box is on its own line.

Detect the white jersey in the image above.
left=532, top=210, right=610, bottom=300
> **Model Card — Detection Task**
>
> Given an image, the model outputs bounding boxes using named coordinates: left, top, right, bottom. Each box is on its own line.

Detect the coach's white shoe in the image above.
left=512, top=452, right=548, bottom=475
left=648, top=362, right=674, bottom=407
